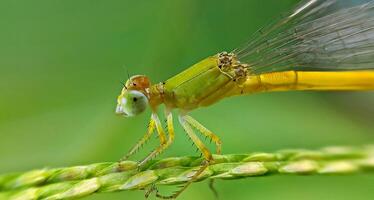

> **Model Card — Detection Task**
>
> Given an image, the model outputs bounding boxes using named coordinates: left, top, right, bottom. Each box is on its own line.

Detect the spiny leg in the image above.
left=119, top=118, right=155, bottom=162
left=184, top=115, right=221, bottom=199
left=165, top=111, right=176, bottom=146
left=180, top=116, right=213, bottom=161
left=144, top=111, right=176, bottom=198
left=138, top=113, right=167, bottom=167
left=144, top=184, right=159, bottom=199
left=184, top=115, right=222, bottom=199
left=138, top=112, right=174, bottom=167
left=184, top=115, right=222, bottom=154
left=156, top=115, right=213, bottom=199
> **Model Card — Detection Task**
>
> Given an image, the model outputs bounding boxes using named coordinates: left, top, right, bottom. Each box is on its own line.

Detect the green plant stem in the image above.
left=1, top=146, right=374, bottom=200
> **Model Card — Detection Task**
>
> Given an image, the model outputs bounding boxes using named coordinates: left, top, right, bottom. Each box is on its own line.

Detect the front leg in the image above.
left=138, top=112, right=175, bottom=167
left=119, top=117, right=155, bottom=162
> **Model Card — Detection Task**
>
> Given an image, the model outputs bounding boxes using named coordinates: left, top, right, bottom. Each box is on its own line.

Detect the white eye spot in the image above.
left=121, top=98, right=127, bottom=105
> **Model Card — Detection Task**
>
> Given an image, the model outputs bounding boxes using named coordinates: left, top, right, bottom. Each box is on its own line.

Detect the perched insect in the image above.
left=116, top=0, right=374, bottom=198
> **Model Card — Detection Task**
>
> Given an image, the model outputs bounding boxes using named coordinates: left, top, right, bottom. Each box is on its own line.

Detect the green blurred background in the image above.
left=1, top=0, right=373, bottom=199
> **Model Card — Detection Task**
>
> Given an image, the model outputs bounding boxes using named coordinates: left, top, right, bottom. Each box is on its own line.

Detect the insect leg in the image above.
left=155, top=115, right=213, bottom=199
left=119, top=117, right=155, bottom=162
left=138, top=113, right=171, bottom=167
left=184, top=115, right=222, bottom=154
left=165, top=111, right=175, bottom=149
left=144, top=111, right=176, bottom=198
left=179, top=115, right=213, bottom=161
left=184, top=115, right=221, bottom=199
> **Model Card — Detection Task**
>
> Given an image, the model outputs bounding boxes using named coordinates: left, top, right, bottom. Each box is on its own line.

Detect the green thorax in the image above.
left=149, top=52, right=249, bottom=111
left=160, top=54, right=232, bottom=111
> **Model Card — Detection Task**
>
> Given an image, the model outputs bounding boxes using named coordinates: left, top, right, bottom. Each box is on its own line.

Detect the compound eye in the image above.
left=117, top=90, right=148, bottom=117
left=125, top=75, right=150, bottom=90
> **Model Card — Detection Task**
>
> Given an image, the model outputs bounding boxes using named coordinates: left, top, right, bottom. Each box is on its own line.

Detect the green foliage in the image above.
left=1, top=146, right=373, bottom=200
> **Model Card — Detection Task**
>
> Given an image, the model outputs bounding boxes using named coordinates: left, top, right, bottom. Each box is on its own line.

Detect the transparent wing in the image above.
left=233, top=0, right=374, bottom=74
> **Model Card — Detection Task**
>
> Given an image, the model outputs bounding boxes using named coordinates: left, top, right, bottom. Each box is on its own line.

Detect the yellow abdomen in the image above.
left=228, top=70, right=374, bottom=96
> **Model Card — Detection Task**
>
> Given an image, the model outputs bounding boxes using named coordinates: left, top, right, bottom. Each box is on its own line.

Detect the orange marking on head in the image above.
left=123, top=75, right=151, bottom=92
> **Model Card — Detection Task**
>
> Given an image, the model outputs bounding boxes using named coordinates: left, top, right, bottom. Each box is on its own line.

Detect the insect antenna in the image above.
left=127, top=69, right=131, bottom=80
left=119, top=81, right=127, bottom=89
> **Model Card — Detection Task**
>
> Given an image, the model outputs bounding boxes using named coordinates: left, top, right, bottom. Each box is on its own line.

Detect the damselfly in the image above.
left=116, top=0, right=374, bottom=198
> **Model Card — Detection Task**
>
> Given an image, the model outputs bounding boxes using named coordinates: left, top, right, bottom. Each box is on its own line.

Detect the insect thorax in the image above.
left=217, top=52, right=249, bottom=84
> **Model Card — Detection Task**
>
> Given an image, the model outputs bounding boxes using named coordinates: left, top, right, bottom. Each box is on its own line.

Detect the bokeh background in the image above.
left=1, top=0, right=374, bottom=199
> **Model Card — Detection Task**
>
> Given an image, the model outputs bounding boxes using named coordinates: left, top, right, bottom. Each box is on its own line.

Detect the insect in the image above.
left=116, top=0, right=374, bottom=198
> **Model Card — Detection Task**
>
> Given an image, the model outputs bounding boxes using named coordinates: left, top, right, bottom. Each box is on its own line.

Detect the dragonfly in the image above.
left=116, top=0, right=374, bottom=198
